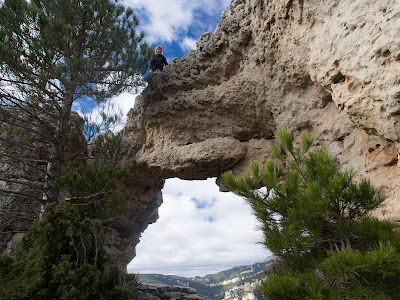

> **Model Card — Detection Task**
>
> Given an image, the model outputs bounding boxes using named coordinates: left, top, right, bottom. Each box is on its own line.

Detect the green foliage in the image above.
left=91, top=131, right=124, bottom=158
left=319, top=241, right=400, bottom=298
left=0, top=0, right=153, bottom=204
left=258, top=267, right=337, bottom=300
left=54, top=165, right=130, bottom=219
left=0, top=202, right=137, bottom=300
left=260, top=272, right=305, bottom=299
left=222, top=128, right=400, bottom=299
left=0, top=0, right=153, bottom=99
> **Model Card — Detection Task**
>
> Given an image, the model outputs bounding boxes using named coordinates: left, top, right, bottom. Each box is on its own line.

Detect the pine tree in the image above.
left=0, top=0, right=153, bottom=221
left=0, top=2, right=152, bottom=294
left=223, top=128, right=400, bottom=299
left=0, top=201, right=138, bottom=300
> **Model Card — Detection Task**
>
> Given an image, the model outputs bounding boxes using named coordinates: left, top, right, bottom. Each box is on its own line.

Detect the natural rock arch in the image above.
left=108, top=0, right=399, bottom=270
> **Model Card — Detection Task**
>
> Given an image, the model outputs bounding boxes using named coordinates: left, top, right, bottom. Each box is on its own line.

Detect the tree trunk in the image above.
left=40, top=92, right=75, bottom=215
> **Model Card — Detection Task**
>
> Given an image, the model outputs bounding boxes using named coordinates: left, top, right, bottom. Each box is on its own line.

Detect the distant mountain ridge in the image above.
left=137, top=261, right=272, bottom=300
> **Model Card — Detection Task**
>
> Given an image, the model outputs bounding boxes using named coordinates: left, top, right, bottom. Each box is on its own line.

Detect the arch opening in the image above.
left=128, top=178, right=270, bottom=277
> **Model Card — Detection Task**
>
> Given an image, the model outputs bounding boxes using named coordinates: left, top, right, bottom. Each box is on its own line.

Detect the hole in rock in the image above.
left=128, top=178, right=269, bottom=278
left=382, top=49, right=391, bottom=57
left=331, top=71, right=346, bottom=84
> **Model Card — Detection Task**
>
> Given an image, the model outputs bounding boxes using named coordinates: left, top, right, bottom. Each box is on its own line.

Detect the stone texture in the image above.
left=99, top=165, right=164, bottom=268
left=117, top=0, right=400, bottom=268
left=136, top=283, right=210, bottom=300
left=136, top=137, right=246, bottom=179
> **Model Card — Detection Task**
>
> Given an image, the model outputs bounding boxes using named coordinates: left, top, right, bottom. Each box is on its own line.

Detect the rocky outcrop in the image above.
left=117, top=0, right=400, bottom=268
left=136, top=283, right=210, bottom=300
left=99, top=165, right=164, bottom=268
left=223, top=281, right=259, bottom=300
left=2, top=0, right=400, bottom=270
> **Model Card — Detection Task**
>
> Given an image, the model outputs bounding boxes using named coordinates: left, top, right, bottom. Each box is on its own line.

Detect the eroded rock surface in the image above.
left=136, top=283, right=210, bottom=300
left=117, top=0, right=400, bottom=268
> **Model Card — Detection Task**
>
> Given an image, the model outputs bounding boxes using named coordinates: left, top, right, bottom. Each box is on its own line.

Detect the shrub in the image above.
left=0, top=201, right=136, bottom=300
left=223, top=128, right=400, bottom=299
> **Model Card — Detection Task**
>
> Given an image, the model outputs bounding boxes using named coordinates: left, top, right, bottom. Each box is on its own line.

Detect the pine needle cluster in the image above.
left=223, top=128, right=400, bottom=299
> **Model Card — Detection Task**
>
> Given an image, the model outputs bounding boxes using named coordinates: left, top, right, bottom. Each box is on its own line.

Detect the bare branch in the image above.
left=0, top=177, right=44, bottom=189
left=0, top=107, right=57, bottom=143
left=65, top=190, right=114, bottom=205
left=0, top=187, right=42, bottom=201
left=1, top=152, right=49, bottom=176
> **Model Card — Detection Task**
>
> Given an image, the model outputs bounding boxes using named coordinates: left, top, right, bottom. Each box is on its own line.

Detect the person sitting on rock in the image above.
left=150, top=45, right=168, bottom=73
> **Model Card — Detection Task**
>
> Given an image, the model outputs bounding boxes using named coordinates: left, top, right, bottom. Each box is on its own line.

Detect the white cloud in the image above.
left=180, top=37, right=197, bottom=52
left=125, top=0, right=196, bottom=44
left=109, top=92, right=140, bottom=132
left=71, top=101, right=83, bottom=116
left=72, top=92, right=139, bottom=134
left=124, top=0, right=231, bottom=44
left=128, top=178, right=271, bottom=277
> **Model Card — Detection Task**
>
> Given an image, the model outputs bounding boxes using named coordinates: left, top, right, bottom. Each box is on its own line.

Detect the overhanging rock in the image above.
left=114, top=0, right=400, bottom=270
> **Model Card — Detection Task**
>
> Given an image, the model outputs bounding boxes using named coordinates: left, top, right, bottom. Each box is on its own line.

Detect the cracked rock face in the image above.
left=2, top=0, right=400, bottom=270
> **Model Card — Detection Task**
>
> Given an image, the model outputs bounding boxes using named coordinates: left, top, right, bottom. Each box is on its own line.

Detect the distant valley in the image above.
left=137, top=261, right=272, bottom=300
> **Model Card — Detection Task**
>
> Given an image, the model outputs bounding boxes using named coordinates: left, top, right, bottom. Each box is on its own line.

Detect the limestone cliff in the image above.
left=2, top=0, right=399, bottom=270
left=117, top=0, right=400, bottom=268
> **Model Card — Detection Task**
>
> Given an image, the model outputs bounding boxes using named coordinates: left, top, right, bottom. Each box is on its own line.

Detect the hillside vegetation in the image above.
left=138, top=261, right=272, bottom=300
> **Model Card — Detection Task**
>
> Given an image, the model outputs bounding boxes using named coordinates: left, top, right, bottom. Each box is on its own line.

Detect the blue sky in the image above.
left=75, top=0, right=272, bottom=277
left=125, top=0, right=232, bottom=61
